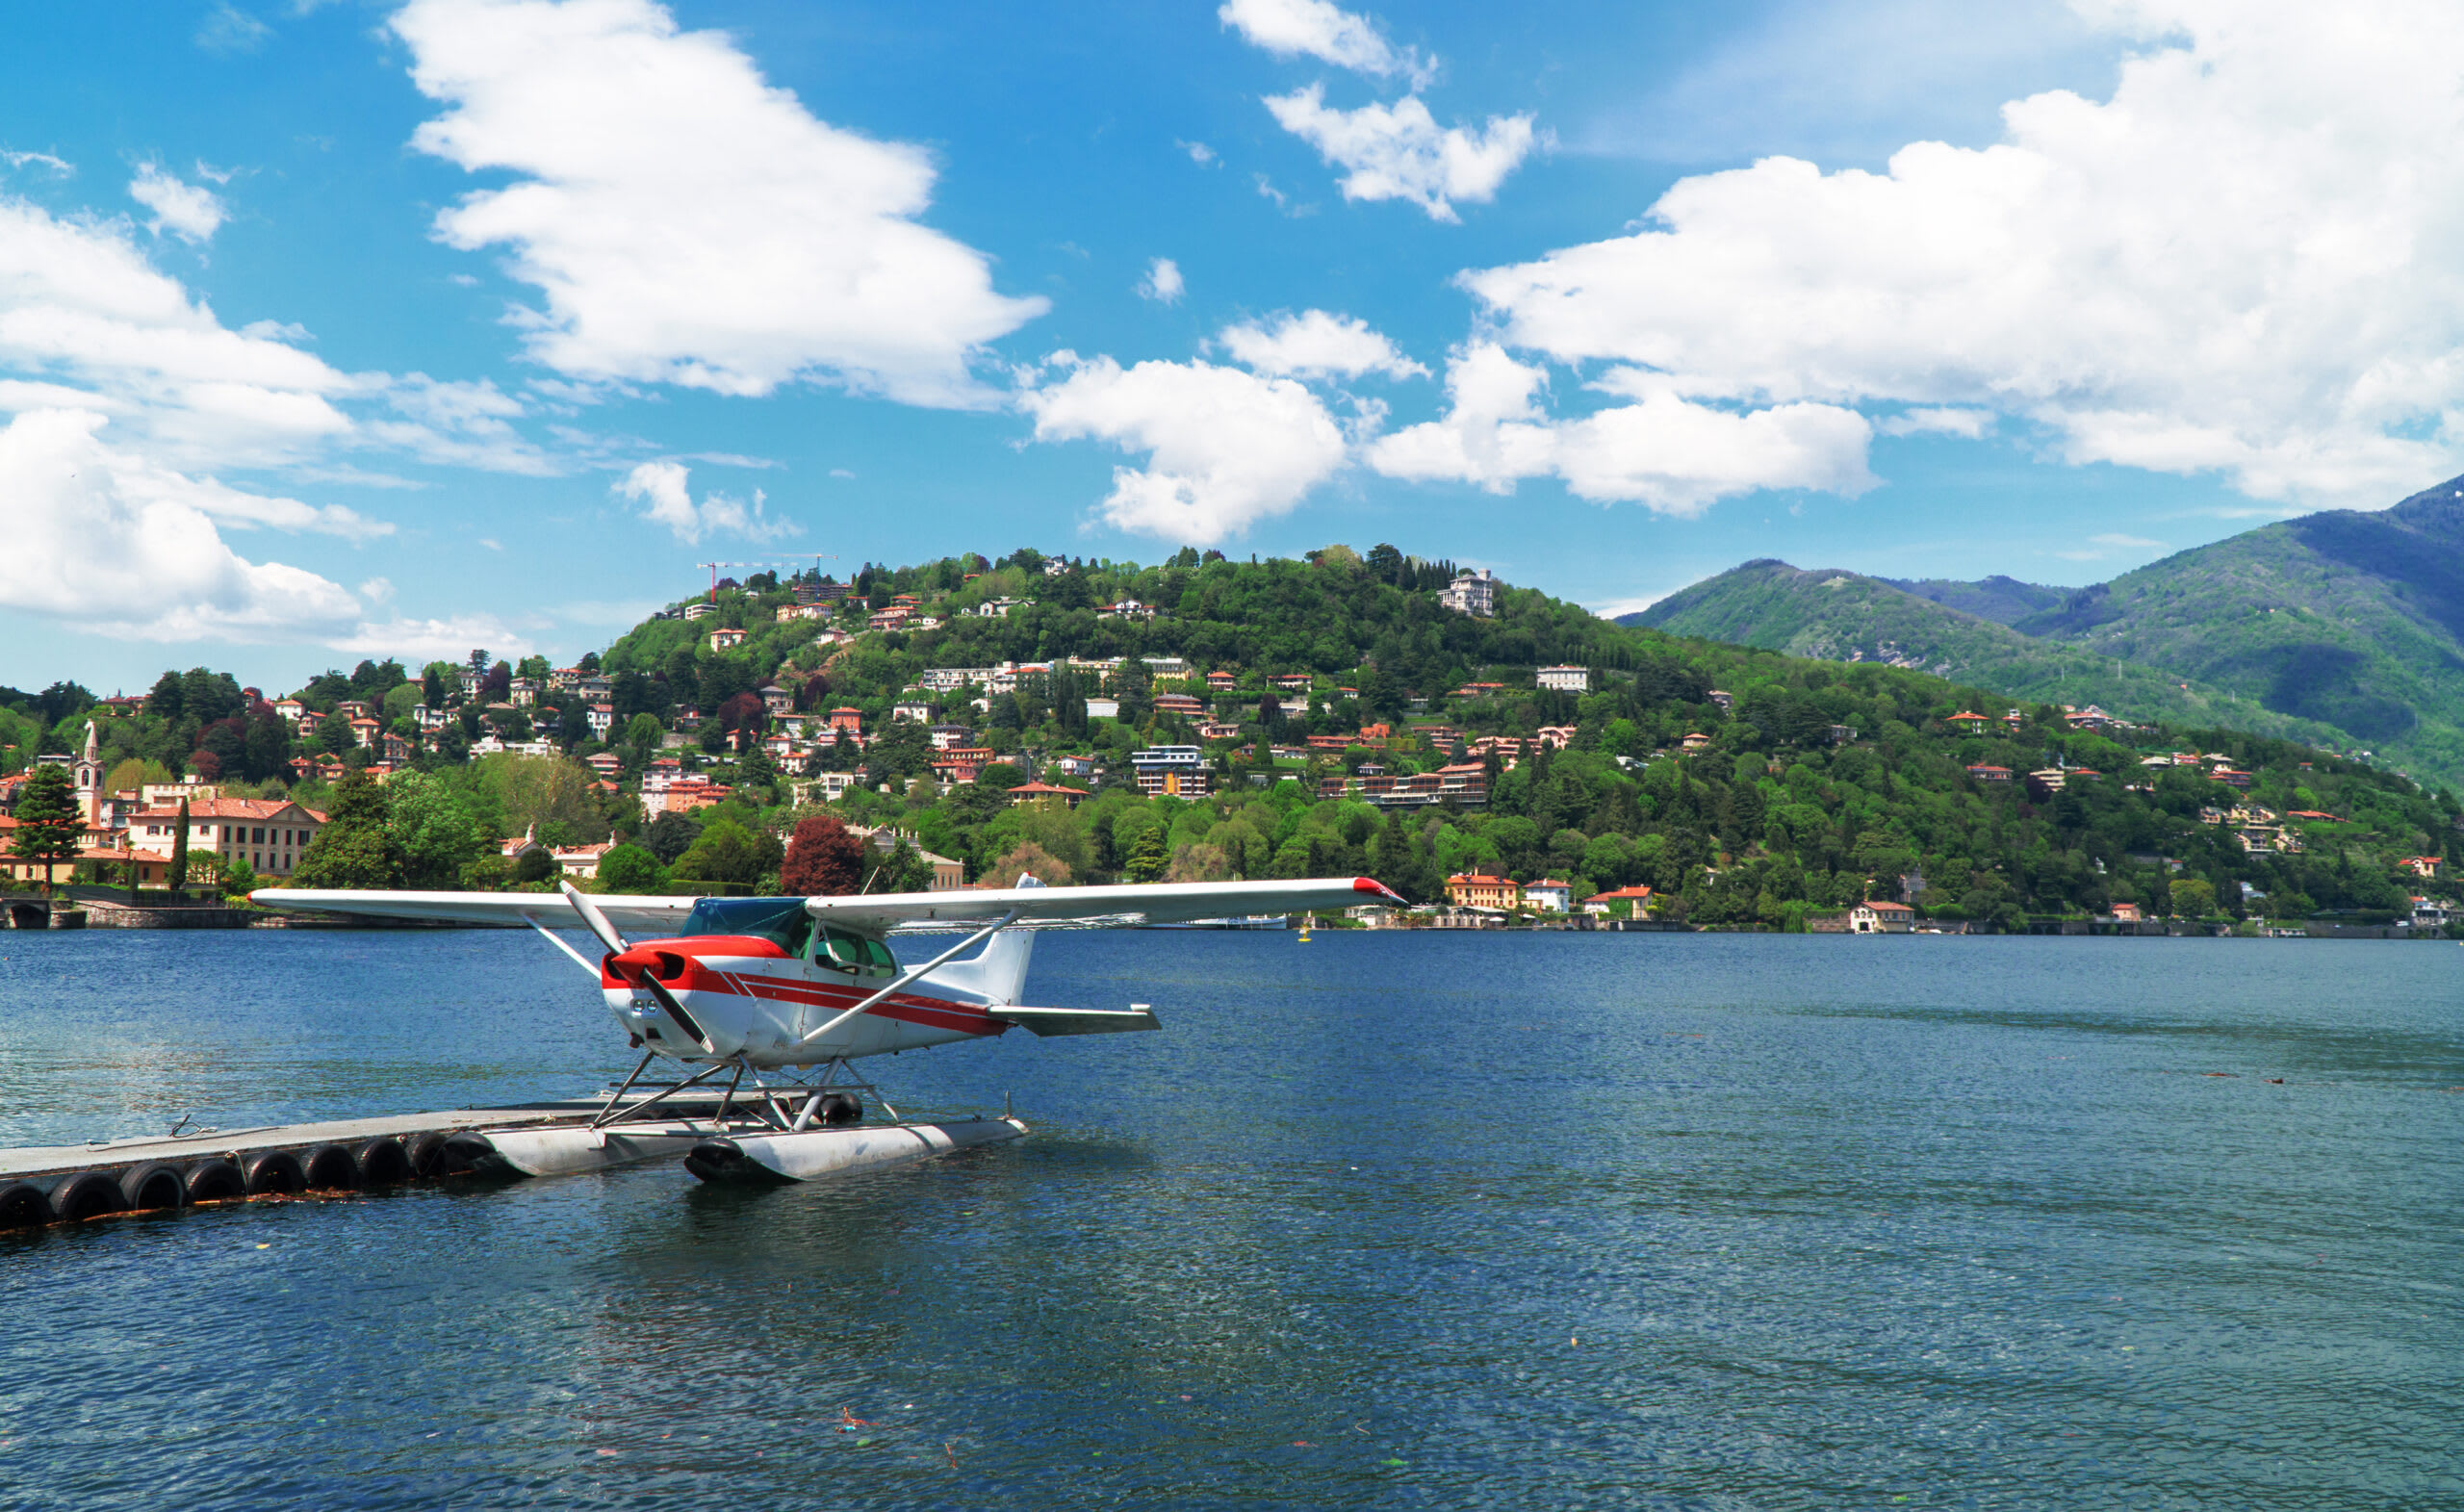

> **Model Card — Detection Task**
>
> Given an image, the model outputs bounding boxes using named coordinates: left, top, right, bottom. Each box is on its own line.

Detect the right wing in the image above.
left=807, top=877, right=1400, bottom=934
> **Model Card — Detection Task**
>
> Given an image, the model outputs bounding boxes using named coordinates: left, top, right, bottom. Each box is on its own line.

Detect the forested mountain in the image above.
left=1623, top=561, right=2334, bottom=742
left=1623, top=474, right=2464, bottom=784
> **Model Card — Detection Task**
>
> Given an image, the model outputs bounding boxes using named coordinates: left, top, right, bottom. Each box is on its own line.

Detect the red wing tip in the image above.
left=1352, top=877, right=1405, bottom=902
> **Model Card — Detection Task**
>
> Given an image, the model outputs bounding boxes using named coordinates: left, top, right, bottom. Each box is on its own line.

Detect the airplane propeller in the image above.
left=560, top=883, right=714, bottom=1053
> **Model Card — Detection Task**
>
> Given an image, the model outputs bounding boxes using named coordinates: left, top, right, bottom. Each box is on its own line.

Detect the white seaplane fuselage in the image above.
left=603, top=913, right=1017, bottom=1067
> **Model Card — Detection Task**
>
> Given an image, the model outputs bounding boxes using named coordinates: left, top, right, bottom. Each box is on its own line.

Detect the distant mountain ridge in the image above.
left=1880, top=574, right=2074, bottom=627
left=1626, top=560, right=2338, bottom=745
left=1624, top=474, right=2464, bottom=784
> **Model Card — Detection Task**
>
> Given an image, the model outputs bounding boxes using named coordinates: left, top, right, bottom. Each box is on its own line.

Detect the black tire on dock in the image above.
left=50, top=1170, right=127, bottom=1222
left=117, top=1162, right=188, bottom=1212
left=301, top=1144, right=359, bottom=1192
left=354, top=1138, right=411, bottom=1187
left=401, top=1132, right=449, bottom=1179
left=243, top=1150, right=305, bottom=1195
left=185, top=1160, right=245, bottom=1203
left=0, top=1181, right=52, bottom=1227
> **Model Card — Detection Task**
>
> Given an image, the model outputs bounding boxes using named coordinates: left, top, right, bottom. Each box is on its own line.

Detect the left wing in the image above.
left=252, top=888, right=702, bottom=937
left=252, top=876, right=1405, bottom=937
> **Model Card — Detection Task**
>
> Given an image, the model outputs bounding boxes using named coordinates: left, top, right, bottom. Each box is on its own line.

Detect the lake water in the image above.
left=0, top=929, right=2458, bottom=1510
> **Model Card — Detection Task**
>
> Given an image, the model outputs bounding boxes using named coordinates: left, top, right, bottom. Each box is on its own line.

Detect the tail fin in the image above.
left=910, top=874, right=1040, bottom=1006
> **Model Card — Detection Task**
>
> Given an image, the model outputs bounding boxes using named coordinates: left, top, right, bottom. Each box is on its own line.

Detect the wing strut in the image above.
left=790, top=910, right=1020, bottom=1051
left=520, top=910, right=603, bottom=978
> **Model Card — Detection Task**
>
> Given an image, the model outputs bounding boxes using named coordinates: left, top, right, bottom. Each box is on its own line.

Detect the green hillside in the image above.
left=1623, top=475, right=2464, bottom=785
left=2002, top=478, right=2464, bottom=779
left=1624, top=560, right=2337, bottom=744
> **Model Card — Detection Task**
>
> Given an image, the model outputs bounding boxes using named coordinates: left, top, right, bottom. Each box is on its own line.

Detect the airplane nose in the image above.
left=607, top=947, right=682, bottom=984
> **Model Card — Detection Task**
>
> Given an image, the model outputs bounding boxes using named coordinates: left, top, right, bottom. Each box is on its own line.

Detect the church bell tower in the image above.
left=74, top=719, right=100, bottom=827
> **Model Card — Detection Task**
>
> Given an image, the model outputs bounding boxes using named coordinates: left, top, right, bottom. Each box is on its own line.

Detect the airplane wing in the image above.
left=805, top=877, right=1401, bottom=934
left=252, top=888, right=704, bottom=937
left=253, top=877, right=1402, bottom=936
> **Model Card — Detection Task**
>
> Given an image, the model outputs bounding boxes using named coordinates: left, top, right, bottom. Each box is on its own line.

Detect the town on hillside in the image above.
left=2, top=546, right=2456, bottom=935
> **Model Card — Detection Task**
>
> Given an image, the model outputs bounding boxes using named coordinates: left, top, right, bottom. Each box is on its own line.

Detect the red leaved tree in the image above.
left=781, top=813, right=866, bottom=896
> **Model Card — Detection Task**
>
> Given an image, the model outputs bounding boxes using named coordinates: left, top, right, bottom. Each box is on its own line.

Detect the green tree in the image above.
left=624, top=712, right=665, bottom=758
left=291, top=770, right=404, bottom=888
left=2169, top=878, right=2218, bottom=918
left=8, top=765, right=83, bottom=896
left=669, top=818, right=783, bottom=890
left=1125, top=824, right=1170, bottom=883
left=386, top=769, right=491, bottom=888
left=221, top=856, right=259, bottom=898
left=596, top=843, right=666, bottom=894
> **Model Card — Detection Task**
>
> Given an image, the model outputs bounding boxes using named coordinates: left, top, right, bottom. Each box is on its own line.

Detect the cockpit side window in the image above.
left=813, top=925, right=897, bottom=975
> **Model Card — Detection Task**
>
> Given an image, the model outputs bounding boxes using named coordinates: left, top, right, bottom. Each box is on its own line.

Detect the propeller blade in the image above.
left=637, top=969, right=714, bottom=1053
left=561, top=881, right=629, bottom=956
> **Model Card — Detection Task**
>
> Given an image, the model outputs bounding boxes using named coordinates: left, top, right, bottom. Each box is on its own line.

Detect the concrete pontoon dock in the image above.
left=0, top=1089, right=784, bottom=1226
left=0, top=1085, right=1032, bottom=1224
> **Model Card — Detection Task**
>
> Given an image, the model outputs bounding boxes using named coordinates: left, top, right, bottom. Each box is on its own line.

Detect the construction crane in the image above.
left=698, top=556, right=838, bottom=603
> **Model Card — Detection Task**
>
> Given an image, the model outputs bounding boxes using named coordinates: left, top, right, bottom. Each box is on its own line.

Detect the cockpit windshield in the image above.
left=678, top=897, right=813, bottom=958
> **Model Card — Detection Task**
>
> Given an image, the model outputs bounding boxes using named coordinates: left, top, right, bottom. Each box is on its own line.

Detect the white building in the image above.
left=1438, top=568, right=1497, bottom=617
left=1130, top=745, right=1209, bottom=797
left=1524, top=879, right=1572, bottom=912
left=1536, top=665, right=1591, bottom=694
left=892, top=699, right=934, bottom=723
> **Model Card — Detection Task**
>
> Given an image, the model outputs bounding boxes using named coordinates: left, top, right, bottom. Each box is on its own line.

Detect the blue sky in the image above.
left=4, top=0, right=2457, bottom=696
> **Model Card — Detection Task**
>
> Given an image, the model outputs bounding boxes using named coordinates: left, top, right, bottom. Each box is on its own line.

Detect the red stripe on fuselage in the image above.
left=686, top=963, right=1002, bottom=1037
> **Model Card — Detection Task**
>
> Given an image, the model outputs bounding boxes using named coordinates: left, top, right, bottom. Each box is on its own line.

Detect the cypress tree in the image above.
left=168, top=796, right=191, bottom=894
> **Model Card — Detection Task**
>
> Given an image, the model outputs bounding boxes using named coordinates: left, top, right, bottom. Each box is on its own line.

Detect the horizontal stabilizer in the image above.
left=995, top=1004, right=1162, bottom=1038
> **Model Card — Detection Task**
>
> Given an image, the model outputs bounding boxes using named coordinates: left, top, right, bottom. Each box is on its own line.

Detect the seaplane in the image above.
left=256, top=875, right=1399, bottom=1185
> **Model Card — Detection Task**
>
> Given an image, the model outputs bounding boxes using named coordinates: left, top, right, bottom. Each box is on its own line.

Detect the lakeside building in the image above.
left=124, top=798, right=327, bottom=880
left=1849, top=901, right=1917, bottom=933
left=1445, top=873, right=1521, bottom=910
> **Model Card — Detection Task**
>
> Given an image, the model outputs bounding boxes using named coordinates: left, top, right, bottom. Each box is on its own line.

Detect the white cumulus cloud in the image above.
left=617, top=459, right=799, bottom=546
left=1024, top=354, right=1349, bottom=545
left=1368, top=344, right=1875, bottom=513
left=390, top=0, right=1047, bottom=407
left=128, top=163, right=226, bottom=243
left=0, top=195, right=354, bottom=470
left=1219, top=309, right=1425, bottom=380
left=1455, top=0, right=2464, bottom=507
left=1877, top=406, right=1994, bottom=438
left=328, top=613, right=536, bottom=664
left=1264, top=86, right=1540, bottom=221
left=0, top=407, right=363, bottom=641
left=1218, top=0, right=1432, bottom=86
left=1138, top=257, right=1185, bottom=304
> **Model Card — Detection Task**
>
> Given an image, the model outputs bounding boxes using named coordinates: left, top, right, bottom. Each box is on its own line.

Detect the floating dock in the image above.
left=0, top=1089, right=1026, bottom=1227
